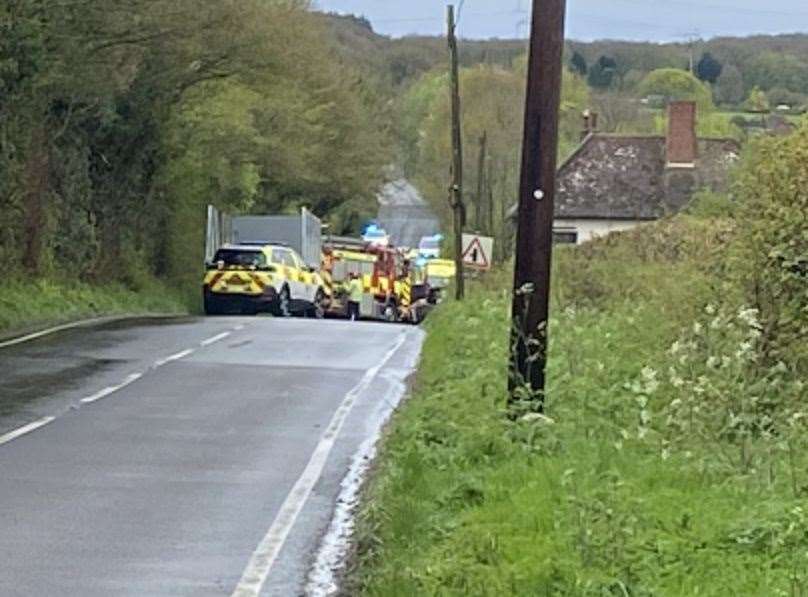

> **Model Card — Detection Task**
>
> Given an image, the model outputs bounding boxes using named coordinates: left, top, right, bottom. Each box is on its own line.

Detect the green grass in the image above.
left=350, top=217, right=808, bottom=596
left=0, top=278, right=187, bottom=336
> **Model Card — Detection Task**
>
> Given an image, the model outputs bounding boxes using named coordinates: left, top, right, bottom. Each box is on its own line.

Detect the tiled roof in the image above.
left=555, top=134, right=740, bottom=220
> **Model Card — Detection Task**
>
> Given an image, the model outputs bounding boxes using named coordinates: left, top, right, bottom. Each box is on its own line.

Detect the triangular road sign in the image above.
left=462, top=236, right=490, bottom=269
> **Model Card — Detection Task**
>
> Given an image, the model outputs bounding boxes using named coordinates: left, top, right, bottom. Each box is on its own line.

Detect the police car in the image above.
left=203, top=244, right=327, bottom=317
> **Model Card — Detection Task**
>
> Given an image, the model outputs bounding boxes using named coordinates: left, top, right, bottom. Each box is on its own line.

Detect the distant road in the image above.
left=377, top=178, right=441, bottom=249
left=0, top=317, right=423, bottom=596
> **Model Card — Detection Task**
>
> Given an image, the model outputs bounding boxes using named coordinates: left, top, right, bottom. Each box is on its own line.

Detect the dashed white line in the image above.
left=154, top=348, right=195, bottom=368
left=80, top=373, right=143, bottom=404
left=201, top=332, right=231, bottom=347
left=1, top=327, right=230, bottom=450
left=231, top=331, right=410, bottom=597
left=0, top=416, right=57, bottom=447
left=234, top=324, right=246, bottom=331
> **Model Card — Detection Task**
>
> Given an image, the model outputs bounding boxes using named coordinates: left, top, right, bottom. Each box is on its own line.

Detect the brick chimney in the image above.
left=666, top=101, right=697, bottom=166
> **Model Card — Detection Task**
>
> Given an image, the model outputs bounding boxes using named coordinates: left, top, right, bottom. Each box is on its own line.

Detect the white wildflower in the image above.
left=693, top=321, right=703, bottom=335
left=738, top=307, right=760, bottom=328
left=705, top=304, right=717, bottom=315
left=736, top=341, right=754, bottom=359
left=641, top=367, right=658, bottom=382
left=707, top=356, right=720, bottom=369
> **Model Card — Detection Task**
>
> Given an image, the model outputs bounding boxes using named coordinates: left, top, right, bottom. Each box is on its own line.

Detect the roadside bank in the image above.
left=0, top=279, right=187, bottom=342
left=346, top=216, right=807, bottom=596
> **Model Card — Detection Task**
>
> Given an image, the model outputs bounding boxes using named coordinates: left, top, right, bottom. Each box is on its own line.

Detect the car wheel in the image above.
left=308, top=290, right=326, bottom=319
left=203, top=291, right=221, bottom=316
left=383, top=302, right=398, bottom=323
left=279, top=286, right=292, bottom=318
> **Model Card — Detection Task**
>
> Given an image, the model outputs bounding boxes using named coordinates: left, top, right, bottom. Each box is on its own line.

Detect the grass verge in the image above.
left=350, top=216, right=808, bottom=596
left=0, top=278, right=187, bottom=337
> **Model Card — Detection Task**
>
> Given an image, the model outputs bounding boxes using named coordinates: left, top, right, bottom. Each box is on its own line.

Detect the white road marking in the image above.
left=0, top=314, right=180, bottom=350
left=154, top=348, right=195, bottom=368
left=234, top=324, right=246, bottom=331
left=80, top=373, right=143, bottom=404
left=201, top=332, right=231, bottom=347
left=231, top=331, right=411, bottom=597
left=1, top=323, right=225, bottom=450
left=0, top=416, right=56, bottom=447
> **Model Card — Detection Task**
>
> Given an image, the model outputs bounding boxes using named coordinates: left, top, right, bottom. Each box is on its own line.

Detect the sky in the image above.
left=314, top=0, right=808, bottom=42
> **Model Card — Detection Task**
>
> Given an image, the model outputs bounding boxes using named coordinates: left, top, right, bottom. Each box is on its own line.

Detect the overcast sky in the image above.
left=314, top=0, right=808, bottom=42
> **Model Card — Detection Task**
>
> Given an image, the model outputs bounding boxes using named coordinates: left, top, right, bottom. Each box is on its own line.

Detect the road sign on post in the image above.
left=462, top=233, right=494, bottom=271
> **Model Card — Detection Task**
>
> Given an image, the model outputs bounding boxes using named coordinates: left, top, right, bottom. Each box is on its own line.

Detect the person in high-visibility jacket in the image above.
left=347, top=272, right=363, bottom=321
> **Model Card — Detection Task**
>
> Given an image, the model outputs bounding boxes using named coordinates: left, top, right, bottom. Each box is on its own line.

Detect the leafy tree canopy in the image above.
left=696, top=52, right=723, bottom=84
left=639, top=68, right=714, bottom=112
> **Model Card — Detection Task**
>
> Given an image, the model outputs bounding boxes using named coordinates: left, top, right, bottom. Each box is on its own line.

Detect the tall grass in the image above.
left=0, top=278, right=186, bottom=335
left=350, top=215, right=807, bottom=596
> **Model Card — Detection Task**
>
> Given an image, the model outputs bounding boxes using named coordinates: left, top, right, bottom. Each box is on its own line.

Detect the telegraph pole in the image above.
left=509, top=0, right=566, bottom=407
left=447, top=4, right=465, bottom=300
left=474, top=131, right=488, bottom=232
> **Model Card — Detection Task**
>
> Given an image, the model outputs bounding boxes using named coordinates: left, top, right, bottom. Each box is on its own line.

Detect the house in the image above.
left=512, top=101, right=741, bottom=245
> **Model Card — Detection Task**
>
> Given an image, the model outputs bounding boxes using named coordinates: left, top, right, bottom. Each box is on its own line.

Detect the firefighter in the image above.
left=347, top=272, right=363, bottom=321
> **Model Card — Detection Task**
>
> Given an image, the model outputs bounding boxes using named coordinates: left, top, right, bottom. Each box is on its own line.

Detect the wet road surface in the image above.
left=0, top=317, right=424, bottom=596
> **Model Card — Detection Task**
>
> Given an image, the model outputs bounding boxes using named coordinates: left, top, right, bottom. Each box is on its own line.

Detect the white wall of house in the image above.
left=553, top=218, right=646, bottom=244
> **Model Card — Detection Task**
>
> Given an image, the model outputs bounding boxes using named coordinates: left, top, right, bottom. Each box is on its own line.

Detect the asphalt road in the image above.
left=0, top=316, right=424, bottom=596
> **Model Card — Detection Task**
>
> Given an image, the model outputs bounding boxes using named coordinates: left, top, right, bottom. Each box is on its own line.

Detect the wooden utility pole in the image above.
left=447, top=4, right=465, bottom=300
left=474, top=131, right=488, bottom=232
left=509, top=0, right=566, bottom=406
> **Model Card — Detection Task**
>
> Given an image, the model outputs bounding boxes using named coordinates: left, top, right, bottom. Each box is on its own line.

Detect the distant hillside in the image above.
left=321, top=13, right=527, bottom=88
left=321, top=13, right=808, bottom=106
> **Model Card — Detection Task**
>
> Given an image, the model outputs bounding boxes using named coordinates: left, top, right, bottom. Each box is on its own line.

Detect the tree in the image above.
left=412, top=63, right=588, bottom=260
left=745, top=86, right=771, bottom=113
left=588, top=55, right=617, bottom=89
left=639, top=68, right=714, bottom=112
left=0, top=0, right=390, bottom=287
left=696, top=52, right=723, bottom=84
left=715, top=64, right=745, bottom=106
left=747, top=51, right=808, bottom=95
left=570, top=51, right=588, bottom=77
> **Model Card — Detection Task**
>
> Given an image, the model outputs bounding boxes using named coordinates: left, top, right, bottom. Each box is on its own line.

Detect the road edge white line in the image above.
left=201, top=332, right=232, bottom=347
left=80, top=373, right=143, bottom=404
left=0, top=313, right=183, bottom=350
left=0, top=416, right=57, bottom=447
left=154, top=348, right=195, bottom=368
left=231, top=331, right=411, bottom=597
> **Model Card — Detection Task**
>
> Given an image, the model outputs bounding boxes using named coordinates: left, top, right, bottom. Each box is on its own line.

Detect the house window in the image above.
left=553, top=229, right=578, bottom=245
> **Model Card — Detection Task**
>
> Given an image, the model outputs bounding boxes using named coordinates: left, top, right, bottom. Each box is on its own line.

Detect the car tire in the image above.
left=279, top=286, right=292, bottom=318
left=383, top=302, right=398, bottom=323
left=308, top=290, right=326, bottom=319
left=204, top=291, right=221, bottom=316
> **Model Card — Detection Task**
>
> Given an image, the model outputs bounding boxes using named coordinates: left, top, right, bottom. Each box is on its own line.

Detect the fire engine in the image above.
left=321, top=237, right=429, bottom=323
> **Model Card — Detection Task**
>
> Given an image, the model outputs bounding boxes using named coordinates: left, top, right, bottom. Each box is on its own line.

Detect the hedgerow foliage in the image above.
left=0, top=0, right=388, bottom=293
left=352, top=125, right=807, bottom=595
left=732, top=124, right=808, bottom=372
